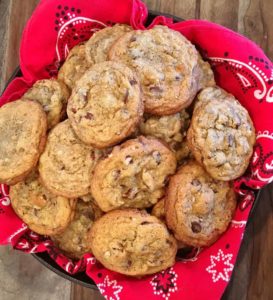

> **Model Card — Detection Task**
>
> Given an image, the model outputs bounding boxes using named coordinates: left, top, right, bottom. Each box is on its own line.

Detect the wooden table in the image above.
left=0, top=1, right=272, bottom=299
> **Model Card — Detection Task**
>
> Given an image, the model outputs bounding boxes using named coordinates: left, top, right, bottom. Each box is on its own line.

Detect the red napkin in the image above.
left=1, top=0, right=273, bottom=299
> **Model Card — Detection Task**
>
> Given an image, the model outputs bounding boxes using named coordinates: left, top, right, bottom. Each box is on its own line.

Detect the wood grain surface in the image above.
left=0, top=0, right=272, bottom=300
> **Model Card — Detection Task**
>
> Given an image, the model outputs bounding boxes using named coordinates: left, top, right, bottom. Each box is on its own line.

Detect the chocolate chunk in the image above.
left=124, top=89, right=129, bottom=104
left=141, top=221, right=151, bottom=225
left=125, top=155, right=133, bottom=165
left=71, top=108, right=77, bottom=113
left=228, top=134, right=234, bottom=147
left=191, top=222, right=202, bottom=233
left=85, top=112, right=94, bottom=120
left=130, top=79, right=137, bottom=85
left=152, top=151, right=161, bottom=164
left=191, top=179, right=201, bottom=186
left=149, top=86, right=163, bottom=93
left=175, top=74, right=182, bottom=81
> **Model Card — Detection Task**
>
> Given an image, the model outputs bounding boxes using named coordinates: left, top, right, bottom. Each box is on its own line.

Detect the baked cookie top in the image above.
left=23, top=79, right=69, bottom=129
left=187, top=87, right=255, bottom=181
left=91, top=136, right=177, bottom=212
left=89, top=209, right=177, bottom=276
left=165, top=160, right=237, bottom=247
left=58, top=43, right=91, bottom=90
left=10, top=172, right=76, bottom=235
left=196, top=54, right=215, bottom=90
left=39, top=120, right=102, bottom=198
left=52, top=198, right=103, bottom=259
left=67, top=61, right=143, bottom=148
left=109, top=25, right=199, bottom=115
left=0, top=99, right=47, bottom=185
left=85, top=24, right=132, bottom=64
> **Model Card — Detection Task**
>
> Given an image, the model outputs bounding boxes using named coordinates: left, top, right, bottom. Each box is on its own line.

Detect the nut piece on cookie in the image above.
left=85, top=24, right=132, bottom=64
left=109, top=25, right=199, bottom=115
left=52, top=198, right=103, bottom=259
left=91, top=136, right=177, bottom=212
left=187, top=86, right=255, bottom=181
left=0, top=99, right=47, bottom=185
left=165, top=160, right=237, bottom=247
left=39, top=120, right=102, bottom=198
left=10, top=172, right=76, bottom=235
left=58, top=43, right=91, bottom=90
left=89, top=209, right=177, bottom=276
left=23, top=79, right=70, bottom=129
left=67, top=61, right=143, bottom=148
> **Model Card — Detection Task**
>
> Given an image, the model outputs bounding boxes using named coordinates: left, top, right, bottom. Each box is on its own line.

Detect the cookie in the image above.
left=140, top=110, right=190, bottom=163
left=151, top=198, right=165, bottom=221
left=10, top=172, right=76, bottom=235
left=196, top=54, right=215, bottom=90
left=109, top=25, right=199, bottom=115
left=39, top=120, right=102, bottom=198
left=52, top=198, right=103, bottom=259
left=165, top=160, right=237, bottom=247
left=91, top=136, right=177, bottom=212
left=58, top=43, right=91, bottom=90
left=0, top=99, right=47, bottom=185
left=85, top=24, right=132, bottom=64
left=67, top=61, right=143, bottom=148
left=89, top=209, right=177, bottom=276
left=187, top=87, right=256, bottom=180
left=23, top=79, right=69, bottom=129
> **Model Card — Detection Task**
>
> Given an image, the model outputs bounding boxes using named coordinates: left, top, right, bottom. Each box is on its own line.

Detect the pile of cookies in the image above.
left=0, top=24, right=256, bottom=277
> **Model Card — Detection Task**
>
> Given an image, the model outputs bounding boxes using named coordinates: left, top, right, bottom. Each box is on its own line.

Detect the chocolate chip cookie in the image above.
left=187, top=87, right=256, bottom=180
left=52, top=198, right=103, bottom=259
left=89, top=209, right=177, bottom=276
left=165, top=160, right=237, bottom=247
left=39, top=120, right=102, bottom=198
left=23, top=79, right=69, bottom=129
left=58, top=43, right=91, bottom=90
left=10, top=172, right=76, bottom=235
left=67, top=61, right=143, bottom=148
left=91, top=136, right=177, bottom=212
left=109, top=25, right=199, bottom=115
left=85, top=24, right=132, bottom=64
left=0, top=99, right=47, bottom=185
left=139, top=110, right=191, bottom=163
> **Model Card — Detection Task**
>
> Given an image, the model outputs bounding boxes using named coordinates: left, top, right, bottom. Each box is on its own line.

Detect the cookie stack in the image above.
left=0, top=24, right=255, bottom=276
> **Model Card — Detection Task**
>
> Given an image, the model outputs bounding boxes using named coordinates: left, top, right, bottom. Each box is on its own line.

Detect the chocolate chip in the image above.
left=152, top=151, right=161, bottom=164
left=71, top=108, right=77, bottom=113
left=124, top=89, right=129, bottom=104
left=149, top=86, right=163, bottom=93
left=175, top=75, right=182, bottom=81
left=125, top=155, right=133, bottom=165
left=191, top=222, right=202, bottom=233
left=228, top=135, right=234, bottom=147
left=130, top=36, right=136, bottom=42
left=85, top=112, right=93, bottom=120
left=130, top=79, right=137, bottom=85
left=112, top=169, right=121, bottom=180
left=122, top=187, right=138, bottom=199
left=141, top=221, right=151, bottom=225
left=191, top=179, right=201, bottom=186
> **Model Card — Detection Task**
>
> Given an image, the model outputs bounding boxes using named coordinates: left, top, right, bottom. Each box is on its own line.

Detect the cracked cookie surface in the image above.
left=52, top=198, right=103, bottom=259
left=23, top=79, right=69, bottom=129
left=85, top=24, right=132, bottom=64
left=39, top=120, right=102, bottom=198
left=91, top=136, right=177, bottom=212
left=109, top=25, right=199, bottom=115
left=187, top=87, right=255, bottom=181
left=165, top=160, right=237, bottom=247
left=0, top=99, right=47, bottom=185
left=67, top=61, right=143, bottom=148
left=58, top=43, right=91, bottom=90
left=10, top=172, right=76, bottom=235
left=89, top=209, right=177, bottom=276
